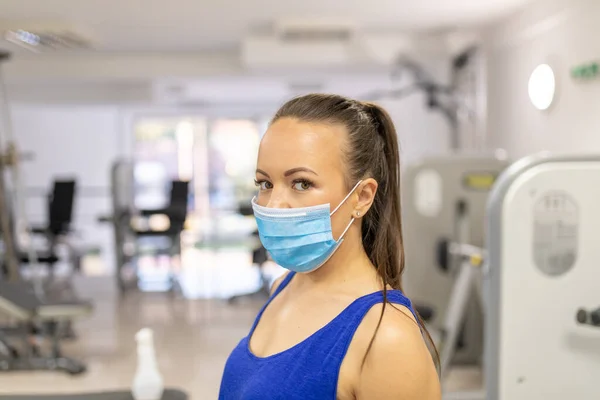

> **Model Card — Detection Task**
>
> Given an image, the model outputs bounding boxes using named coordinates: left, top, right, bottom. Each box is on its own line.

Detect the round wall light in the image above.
left=528, top=64, right=556, bottom=111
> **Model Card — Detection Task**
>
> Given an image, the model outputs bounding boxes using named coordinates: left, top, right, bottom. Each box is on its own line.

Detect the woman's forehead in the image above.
left=258, top=118, right=347, bottom=173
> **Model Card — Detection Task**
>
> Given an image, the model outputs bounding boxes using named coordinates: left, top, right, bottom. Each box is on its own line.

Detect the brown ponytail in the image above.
left=271, top=94, right=440, bottom=369
left=360, top=102, right=440, bottom=369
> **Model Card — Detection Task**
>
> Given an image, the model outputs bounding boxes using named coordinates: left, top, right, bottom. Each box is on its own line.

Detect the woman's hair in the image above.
left=271, top=93, right=440, bottom=369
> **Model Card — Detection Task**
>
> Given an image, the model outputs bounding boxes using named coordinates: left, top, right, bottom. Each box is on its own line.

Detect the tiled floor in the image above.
left=0, top=275, right=262, bottom=399
left=0, top=269, right=483, bottom=399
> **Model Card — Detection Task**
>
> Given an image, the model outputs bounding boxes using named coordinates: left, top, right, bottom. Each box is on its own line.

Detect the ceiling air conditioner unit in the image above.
left=241, top=18, right=356, bottom=69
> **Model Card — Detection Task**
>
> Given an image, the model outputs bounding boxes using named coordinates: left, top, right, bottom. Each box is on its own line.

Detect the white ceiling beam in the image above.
left=0, top=50, right=243, bottom=84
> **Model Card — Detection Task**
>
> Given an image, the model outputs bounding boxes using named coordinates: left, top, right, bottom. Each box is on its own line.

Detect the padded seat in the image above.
left=19, top=251, right=60, bottom=265
left=0, top=281, right=93, bottom=322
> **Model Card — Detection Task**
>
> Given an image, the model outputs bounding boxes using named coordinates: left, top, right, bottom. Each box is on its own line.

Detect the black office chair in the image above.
left=134, top=180, right=189, bottom=257
left=130, top=181, right=189, bottom=292
left=18, top=180, right=77, bottom=272
left=32, top=180, right=76, bottom=240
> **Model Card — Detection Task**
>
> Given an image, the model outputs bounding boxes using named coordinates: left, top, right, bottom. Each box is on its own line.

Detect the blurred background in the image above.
left=0, top=0, right=598, bottom=399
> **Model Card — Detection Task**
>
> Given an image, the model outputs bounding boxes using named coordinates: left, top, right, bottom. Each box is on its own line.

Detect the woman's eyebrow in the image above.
left=284, top=167, right=318, bottom=177
left=256, top=169, right=270, bottom=178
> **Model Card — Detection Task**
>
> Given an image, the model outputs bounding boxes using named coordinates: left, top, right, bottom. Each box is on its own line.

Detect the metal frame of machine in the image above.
left=484, top=153, right=600, bottom=399
left=402, top=154, right=509, bottom=369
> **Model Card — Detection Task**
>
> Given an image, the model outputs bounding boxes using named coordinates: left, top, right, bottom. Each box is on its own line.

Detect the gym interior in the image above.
left=0, top=0, right=598, bottom=399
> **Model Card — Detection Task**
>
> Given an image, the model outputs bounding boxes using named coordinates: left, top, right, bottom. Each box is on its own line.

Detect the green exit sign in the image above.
left=571, top=62, right=599, bottom=79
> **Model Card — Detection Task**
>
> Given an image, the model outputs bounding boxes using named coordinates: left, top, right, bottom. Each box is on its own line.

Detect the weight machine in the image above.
left=442, top=153, right=600, bottom=399
left=482, top=153, right=600, bottom=399
left=402, top=154, right=509, bottom=371
left=0, top=51, right=93, bottom=375
left=99, top=160, right=189, bottom=293
left=363, top=47, right=481, bottom=151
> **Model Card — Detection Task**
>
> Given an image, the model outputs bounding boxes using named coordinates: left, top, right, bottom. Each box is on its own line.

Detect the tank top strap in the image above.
left=297, top=288, right=417, bottom=373
left=341, top=288, right=414, bottom=323
left=382, top=289, right=425, bottom=335
left=385, top=289, right=414, bottom=310
left=316, top=288, right=416, bottom=342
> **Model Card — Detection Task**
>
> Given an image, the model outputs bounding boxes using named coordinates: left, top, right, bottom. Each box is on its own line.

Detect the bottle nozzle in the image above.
left=135, top=328, right=154, bottom=344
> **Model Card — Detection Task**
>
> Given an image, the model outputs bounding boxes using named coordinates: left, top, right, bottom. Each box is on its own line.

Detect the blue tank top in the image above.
left=219, top=272, right=417, bottom=400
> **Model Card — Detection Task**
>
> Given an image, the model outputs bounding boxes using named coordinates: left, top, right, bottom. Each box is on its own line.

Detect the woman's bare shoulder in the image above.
left=349, top=302, right=441, bottom=400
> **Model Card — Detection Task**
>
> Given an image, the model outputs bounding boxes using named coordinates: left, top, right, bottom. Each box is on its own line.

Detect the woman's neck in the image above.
left=293, top=233, right=381, bottom=293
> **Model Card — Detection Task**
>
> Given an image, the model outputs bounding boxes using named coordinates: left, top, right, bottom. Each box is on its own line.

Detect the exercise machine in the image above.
left=443, top=153, right=600, bottom=399
left=438, top=242, right=486, bottom=378
left=0, top=52, right=24, bottom=281
left=402, top=154, right=509, bottom=368
left=0, top=51, right=93, bottom=375
left=0, top=280, right=93, bottom=375
left=363, top=46, right=483, bottom=151
left=483, top=153, right=600, bottom=399
left=100, top=160, right=189, bottom=293
left=100, top=160, right=136, bottom=291
left=134, top=180, right=189, bottom=292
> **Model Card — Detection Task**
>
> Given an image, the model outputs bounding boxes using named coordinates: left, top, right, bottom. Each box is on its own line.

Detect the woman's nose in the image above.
left=266, top=198, right=288, bottom=209
left=265, top=188, right=290, bottom=209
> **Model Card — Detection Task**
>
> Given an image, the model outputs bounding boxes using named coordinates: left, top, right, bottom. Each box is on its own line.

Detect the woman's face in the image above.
left=255, top=117, right=355, bottom=238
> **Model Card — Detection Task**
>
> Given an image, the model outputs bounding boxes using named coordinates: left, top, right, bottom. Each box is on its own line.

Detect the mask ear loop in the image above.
left=330, top=180, right=363, bottom=216
left=330, top=180, right=363, bottom=242
left=335, top=217, right=356, bottom=243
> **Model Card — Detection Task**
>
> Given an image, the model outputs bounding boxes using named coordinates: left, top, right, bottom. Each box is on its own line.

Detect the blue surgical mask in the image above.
left=251, top=181, right=362, bottom=273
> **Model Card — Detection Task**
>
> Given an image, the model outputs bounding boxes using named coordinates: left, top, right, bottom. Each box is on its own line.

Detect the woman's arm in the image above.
left=355, top=304, right=441, bottom=400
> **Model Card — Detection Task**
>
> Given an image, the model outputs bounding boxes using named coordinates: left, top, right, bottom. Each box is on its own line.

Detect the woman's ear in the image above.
left=354, top=178, right=378, bottom=217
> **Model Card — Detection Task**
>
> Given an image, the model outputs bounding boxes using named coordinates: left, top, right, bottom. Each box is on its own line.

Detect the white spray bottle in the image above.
left=132, top=328, right=164, bottom=400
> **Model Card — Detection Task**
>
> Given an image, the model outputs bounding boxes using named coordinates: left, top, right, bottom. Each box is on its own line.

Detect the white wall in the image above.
left=12, top=105, right=125, bottom=189
left=366, top=57, right=452, bottom=166
left=485, top=0, right=600, bottom=158
left=380, top=96, right=450, bottom=167
left=11, top=105, right=125, bottom=271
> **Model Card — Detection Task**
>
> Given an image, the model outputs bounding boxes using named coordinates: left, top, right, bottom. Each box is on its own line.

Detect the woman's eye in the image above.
left=293, top=180, right=312, bottom=191
left=254, top=180, right=273, bottom=190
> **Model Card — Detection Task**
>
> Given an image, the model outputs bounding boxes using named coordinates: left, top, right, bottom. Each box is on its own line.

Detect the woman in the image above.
left=219, top=94, right=441, bottom=399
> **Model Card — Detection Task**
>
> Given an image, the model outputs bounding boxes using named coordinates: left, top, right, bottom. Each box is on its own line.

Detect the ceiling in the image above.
left=0, top=0, right=532, bottom=53
left=0, top=0, right=534, bottom=105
